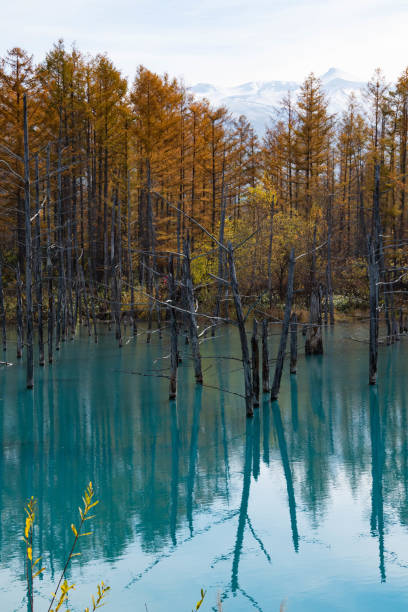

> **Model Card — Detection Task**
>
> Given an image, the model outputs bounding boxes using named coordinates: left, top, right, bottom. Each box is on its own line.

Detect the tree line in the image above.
left=0, top=41, right=407, bottom=392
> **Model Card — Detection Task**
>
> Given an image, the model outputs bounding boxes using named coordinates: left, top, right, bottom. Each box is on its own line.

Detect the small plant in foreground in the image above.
left=22, top=482, right=109, bottom=611
left=193, top=588, right=206, bottom=611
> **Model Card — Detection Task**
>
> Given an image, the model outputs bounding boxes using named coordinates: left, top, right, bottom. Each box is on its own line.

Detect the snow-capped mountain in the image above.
left=190, top=68, right=366, bottom=135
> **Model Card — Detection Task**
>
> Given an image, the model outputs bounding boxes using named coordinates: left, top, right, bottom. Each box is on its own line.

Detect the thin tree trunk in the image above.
left=305, top=285, right=324, bottom=355
left=227, top=242, right=253, bottom=417
left=290, top=313, right=298, bottom=374
left=16, top=264, right=23, bottom=359
left=0, top=258, right=6, bottom=352
left=261, top=319, right=269, bottom=393
left=271, top=249, right=295, bottom=400
left=46, top=146, right=54, bottom=363
left=34, top=154, right=44, bottom=365
left=267, top=195, right=275, bottom=308
left=88, top=260, right=98, bottom=343
left=168, top=256, right=178, bottom=399
left=368, top=237, right=379, bottom=385
left=79, top=264, right=91, bottom=335
left=183, top=238, right=203, bottom=384
left=213, top=189, right=227, bottom=335
left=23, top=94, right=34, bottom=389
left=127, top=171, right=137, bottom=337
left=251, top=319, right=260, bottom=407
left=55, top=143, right=63, bottom=351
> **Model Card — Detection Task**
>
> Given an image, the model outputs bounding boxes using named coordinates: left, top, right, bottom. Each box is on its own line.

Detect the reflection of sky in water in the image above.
left=1, top=323, right=408, bottom=611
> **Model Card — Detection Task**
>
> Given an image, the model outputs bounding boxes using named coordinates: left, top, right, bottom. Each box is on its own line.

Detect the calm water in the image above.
left=1, top=324, right=408, bottom=611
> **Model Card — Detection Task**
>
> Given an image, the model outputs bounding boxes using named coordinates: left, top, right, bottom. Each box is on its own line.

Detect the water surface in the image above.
left=1, top=324, right=408, bottom=611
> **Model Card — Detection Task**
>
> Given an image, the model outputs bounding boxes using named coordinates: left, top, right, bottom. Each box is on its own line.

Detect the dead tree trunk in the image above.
left=127, top=171, right=137, bottom=337
left=262, top=319, right=269, bottom=393
left=117, top=193, right=123, bottom=347
left=251, top=319, right=260, bottom=407
left=0, top=258, right=6, bottom=352
left=16, top=264, right=23, bottom=359
left=271, top=249, right=295, bottom=400
left=327, top=196, right=335, bottom=325
left=155, top=278, right=162, bottom=339
left=88, top=261, right=98, bottom=343
left=267, top=195, right=275, bottom=309
left=323, top=283, right=328, bottom=326
left=79, top=264, right=90, bottom=335
left=23, top=94, right=34, bottom=389
left=46, top=145, right=54, bottom=363
left=34, top=154, right=44, bottom=366
left=227, top=242, right=253, bottom=417
left=55, top=143, right=64, bottom=351
left=305, top=286, right=324, bottom=355
left=168, top=255, right=178, bottom=400
left=384, top=272, right=392, bottom=345
left=146, top=162, right=156, bottom=344
left=183, top=238, right=203, bottom=384
left=290, top=312, right=298, bottom=374
left=213, top=189, right=227, bottom=335
left=368, top=237, right=379, bottom=384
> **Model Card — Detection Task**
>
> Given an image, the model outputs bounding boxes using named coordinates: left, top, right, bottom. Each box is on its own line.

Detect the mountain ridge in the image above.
left=190, top=68, right=366, bottom=134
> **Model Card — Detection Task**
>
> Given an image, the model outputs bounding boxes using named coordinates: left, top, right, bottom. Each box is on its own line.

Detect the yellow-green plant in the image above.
left=193, top=588, right=206, bottom=611
left=22, top=482, right=110, bottom=612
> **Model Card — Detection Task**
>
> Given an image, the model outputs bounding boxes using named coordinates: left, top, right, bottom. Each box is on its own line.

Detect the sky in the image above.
left=2, top=0, right=408, bottom=86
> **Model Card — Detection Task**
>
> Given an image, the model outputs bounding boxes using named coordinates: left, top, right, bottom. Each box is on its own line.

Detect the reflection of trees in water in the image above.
left=1, top=329, right=408, bottom=589
left=0, top=337, right=241, bottom=575
left=369, top=387, right=386, bottom=582
left=271, top=401, right=299, bottom=552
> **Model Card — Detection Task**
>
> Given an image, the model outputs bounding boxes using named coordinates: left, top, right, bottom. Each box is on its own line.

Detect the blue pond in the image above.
left=0, top=323, right=408, bottom=611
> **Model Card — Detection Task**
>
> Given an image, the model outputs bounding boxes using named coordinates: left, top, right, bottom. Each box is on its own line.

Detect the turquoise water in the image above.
left=1, top=324, right=408, bottom=611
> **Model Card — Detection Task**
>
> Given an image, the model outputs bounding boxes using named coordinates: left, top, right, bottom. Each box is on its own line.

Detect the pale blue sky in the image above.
left=2, top=0, right=408, bottom=85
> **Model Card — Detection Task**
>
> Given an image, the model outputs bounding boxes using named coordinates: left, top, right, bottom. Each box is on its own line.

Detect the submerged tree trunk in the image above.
left=127, top=171, right=137, bottom=337
left=168, top=255, right=178, bottom=400
left=326, top=196, right=335, bottom=325
left=34, top=154, right=44, bottom=366
left=261, top=319, right=269, bottom=393
left=46, top=146, right=54, bottom=363
left=0, top=258, right=6, bottom=352
left=183, top=238, right=202, bottom=384
left=227, top=242, right=253, bottom=417
left=251, top=319, right=260, bottom=407
left=23, top=94, right=34, bottom=389
left=271, top=248, right=295, bottom=401
left=305, top=285, right=323, bottom=355
left=16, top=264, right=23, bottom=359
left=290, top=312, right=298, bottom=374
left=213, top=188, right=227, bottom=335
left=368, top=237, right=379, bottom=385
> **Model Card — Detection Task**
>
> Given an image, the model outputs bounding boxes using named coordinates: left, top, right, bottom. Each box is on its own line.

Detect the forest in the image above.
left=0, top=41, right=407, bottom=401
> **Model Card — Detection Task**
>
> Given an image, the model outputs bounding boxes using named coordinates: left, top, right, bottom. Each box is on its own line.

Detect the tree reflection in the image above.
left=272, top=401, right=299, bottom=552
left=1, top=326, right=408, bottom=600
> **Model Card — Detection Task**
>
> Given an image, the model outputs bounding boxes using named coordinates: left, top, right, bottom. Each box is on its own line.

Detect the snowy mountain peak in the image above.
left=190, top=69, right=367, bottom=134
left=320, top=67, right=361, bottom=84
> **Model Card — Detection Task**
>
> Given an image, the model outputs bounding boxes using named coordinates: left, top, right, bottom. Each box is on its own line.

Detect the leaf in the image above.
left=71, top=524, right=78, bottom=537
left=33, top=567, right=45, bottom=578
left=27, top=546, right=32, bottom=561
